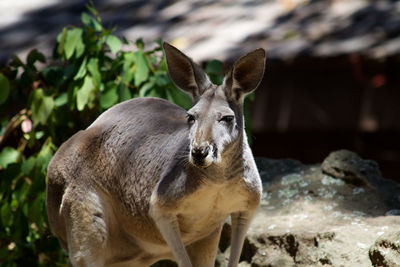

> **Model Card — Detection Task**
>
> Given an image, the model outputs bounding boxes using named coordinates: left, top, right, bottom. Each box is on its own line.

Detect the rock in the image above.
left=369, top=231, right=400, bottom=267
left=218, top=150, right=400, bottom=266
left=321, top=149, right=381, bottom=186
left=254, top=158, right=304, bottom=183
left=321, top=149, right=400, bottom=208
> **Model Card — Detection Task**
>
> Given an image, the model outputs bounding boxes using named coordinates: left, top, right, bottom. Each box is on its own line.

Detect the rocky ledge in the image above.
left=154, top=150, right=400, bottom=267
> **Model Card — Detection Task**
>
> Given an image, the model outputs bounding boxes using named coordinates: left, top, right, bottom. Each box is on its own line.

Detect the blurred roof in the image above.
left=1, top=0, right=400, bottom=64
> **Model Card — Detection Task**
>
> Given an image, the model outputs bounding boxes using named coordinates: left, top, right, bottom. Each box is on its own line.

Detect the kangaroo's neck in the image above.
left=223, top=129, right=248, bottom=179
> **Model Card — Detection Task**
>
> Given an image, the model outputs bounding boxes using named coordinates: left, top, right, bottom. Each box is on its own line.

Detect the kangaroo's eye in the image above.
left=187, top=114, right=195, bottom=124
left=220, top=115, right=234, bottom=123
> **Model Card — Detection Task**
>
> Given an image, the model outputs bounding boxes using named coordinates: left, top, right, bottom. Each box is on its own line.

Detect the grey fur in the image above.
left=46, top=43, right=266, bottom=267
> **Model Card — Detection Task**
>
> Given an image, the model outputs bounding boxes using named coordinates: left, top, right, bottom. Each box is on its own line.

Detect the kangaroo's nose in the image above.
left=191, top=145, right=210, bottom=160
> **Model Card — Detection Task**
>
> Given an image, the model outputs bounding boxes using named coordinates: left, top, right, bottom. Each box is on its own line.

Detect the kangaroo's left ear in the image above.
left=224, top=48, right=266, bottom=102
left=163, top=42, right=212, bottom=103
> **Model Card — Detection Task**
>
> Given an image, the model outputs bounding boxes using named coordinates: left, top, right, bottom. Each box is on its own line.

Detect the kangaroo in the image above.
left=46, top=42, right=266, bottom=267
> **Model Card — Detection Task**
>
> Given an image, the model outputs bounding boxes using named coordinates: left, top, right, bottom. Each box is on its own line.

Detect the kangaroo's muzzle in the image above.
left=190, top=143, right=214, bottom=167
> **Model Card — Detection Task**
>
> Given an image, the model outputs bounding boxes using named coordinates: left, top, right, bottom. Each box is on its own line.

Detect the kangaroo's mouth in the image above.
left=191, top=158, right=210, bottom=168
left=189, top=146, right=217, bottom=168
left=189, top=155, right=213, bottom=168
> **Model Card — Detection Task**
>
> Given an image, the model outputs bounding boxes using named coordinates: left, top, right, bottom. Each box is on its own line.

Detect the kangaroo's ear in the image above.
left=163, top=42, right=211, bottom=103
left=224, top=48, right=266, bottom=102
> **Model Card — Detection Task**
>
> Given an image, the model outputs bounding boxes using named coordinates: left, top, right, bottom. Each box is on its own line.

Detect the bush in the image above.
left=0, top=6, right=224, bottom=266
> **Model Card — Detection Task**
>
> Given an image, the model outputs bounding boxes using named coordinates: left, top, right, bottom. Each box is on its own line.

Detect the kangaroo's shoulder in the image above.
left=90, top=97, right=188, bottom=130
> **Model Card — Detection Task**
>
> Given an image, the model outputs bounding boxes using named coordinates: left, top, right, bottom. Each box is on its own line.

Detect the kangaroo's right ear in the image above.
left=163, top=42, right=211, bottom=103
left=224, top=48, right=266, bottom=103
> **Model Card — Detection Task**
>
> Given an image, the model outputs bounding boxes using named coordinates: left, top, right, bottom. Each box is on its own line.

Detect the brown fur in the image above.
left=46, top=43, right=266, bottom=267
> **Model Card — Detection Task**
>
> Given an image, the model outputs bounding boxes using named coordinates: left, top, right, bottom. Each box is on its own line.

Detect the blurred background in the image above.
left=1, top=0, right=400, bottom=265
left=1, top=0, right=399, bottom=181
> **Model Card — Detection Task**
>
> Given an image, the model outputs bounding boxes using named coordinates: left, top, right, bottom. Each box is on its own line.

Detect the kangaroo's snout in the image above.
left=191, top=145, right=210, bottom=159
left=190, top=143, right=213, bottom=167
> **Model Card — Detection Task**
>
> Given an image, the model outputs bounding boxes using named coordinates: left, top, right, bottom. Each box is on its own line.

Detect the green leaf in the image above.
left=205, top=59, right=223, bottom=74
left=42, top=65, right=74, bottom=87
left=21, top=156, right=35, bottom=175
left=57, top=27, right=68, bottom=55
left=77, top=76, right=95, bottom=111
left=99, top=81, right=118, bottom=109
left=146, top=87, right=161, bottom=98
left=106, top=35, right=122, bottom=54
left=13, top=182, right=30, bottom=204
left=67, top=83, right=78, bottom=110
left=86, top=3, right=99, bottom=18
left=167, top=86, right=192, bottom=110
left=136, top=38, right=144, bottom=49
left=74, top=57, right=88, bottom=81
left=54, top=92, right=68, bottom=107
left=9, top=55, right=25, bottom=68
left=138, top=82, right=154, bottom=97
left=81, top=12, right=102, bottom=31
left=22, top=202, right=28, bottom=217
left=75, top=37, right=85, bottom=59
left=10, top=198, right=18, bottom=210
left=0, top=162, right=21, bottom=184
left=0, top=73, right=10, bottom=105
left=0, top=147, right=21, bottom=168
left=31, top=89, right=55, bottom=126
left=20, top=68, right=36, bottom=89
left=35, top=131, right=44, bottom=140
left=118, top=83, right=131, bottom=102
left=64, top=28, right=85, bottom=59
left=206, top=59, right=224, bottom=85
left=87, top=58, right=101, bottom=87
left=122, top=52, right=135, bottom=84
left=1, top=203, right=13, bottom=227
left=28, top=194, right=44, bottom=225
left=134, top=50, right=149, bottom=86
left=36, top=139, right=54, bottom=172
left=154, top=72, right=169, bottom=87
left=27, top=49, right=46, bottom=66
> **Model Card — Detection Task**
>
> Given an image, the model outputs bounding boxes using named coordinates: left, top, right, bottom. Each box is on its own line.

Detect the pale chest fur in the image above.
left=174, top=178, right=254, bottom=242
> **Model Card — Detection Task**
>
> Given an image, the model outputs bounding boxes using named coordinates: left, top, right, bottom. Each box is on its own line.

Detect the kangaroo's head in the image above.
left=164, top=42, right=265, bottom=168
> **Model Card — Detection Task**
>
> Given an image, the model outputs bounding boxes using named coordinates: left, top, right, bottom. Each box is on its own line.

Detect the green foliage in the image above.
left=205, top=59, right=224, bottom=85
left=0, top=5, right=233, bottom=266
left=0, top=147, right=20, bottom=168
left=0, top=73, right=10, bottom=105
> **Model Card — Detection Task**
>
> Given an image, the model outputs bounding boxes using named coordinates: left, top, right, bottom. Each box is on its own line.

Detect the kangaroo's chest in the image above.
left=175, top=180, right=250, bottom=241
